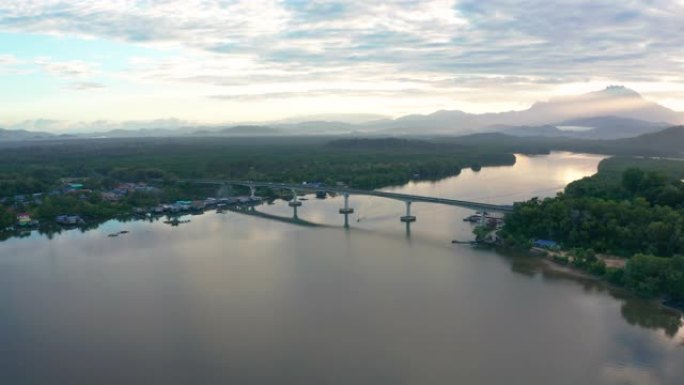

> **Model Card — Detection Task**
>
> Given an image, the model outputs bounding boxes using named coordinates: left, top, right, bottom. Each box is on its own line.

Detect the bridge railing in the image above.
left=181, top=179, right=514, bottom=213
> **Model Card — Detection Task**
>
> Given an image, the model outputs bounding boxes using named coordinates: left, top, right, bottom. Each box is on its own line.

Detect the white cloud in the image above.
left=0, top=53, right=25, bottom=74
left=34, top=58, right=97, bottom=77
left=68, top=81, right=105, bottom=90
left=0, top=0, right=683, bottom=124
left=0, top=54, right=19, bottom=65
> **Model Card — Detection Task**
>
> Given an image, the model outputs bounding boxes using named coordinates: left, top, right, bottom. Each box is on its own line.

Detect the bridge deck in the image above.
left=183, top=179, right=515, bottom=213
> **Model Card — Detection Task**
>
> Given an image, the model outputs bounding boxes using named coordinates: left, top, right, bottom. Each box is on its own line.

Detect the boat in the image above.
left=163, top=218, right=191, bottom=225
left=451, top=240, right=478, bottom=245
left=463, top=214, right=482, bottom=222
left=315, top=191, right=327, bottom=199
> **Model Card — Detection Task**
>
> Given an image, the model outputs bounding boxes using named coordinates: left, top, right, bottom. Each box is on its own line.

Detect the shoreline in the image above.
left=530, top=248, right=684, bottom=314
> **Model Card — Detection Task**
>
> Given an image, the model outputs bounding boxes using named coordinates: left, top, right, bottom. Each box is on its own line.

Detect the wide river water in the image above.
left=1, top=152, right=683, bottom=384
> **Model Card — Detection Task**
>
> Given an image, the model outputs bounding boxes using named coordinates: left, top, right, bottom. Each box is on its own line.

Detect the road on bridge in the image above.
left=182, top=179, right=515, bottom=213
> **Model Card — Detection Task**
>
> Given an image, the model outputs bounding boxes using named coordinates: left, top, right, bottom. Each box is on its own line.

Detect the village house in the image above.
left=55, top=215, right=84, bottom=225
left=101, top=192, right=121, bottom=201
left=16, top=213, right=32, bottom=227
left=107, top=182, right=159, bottom=199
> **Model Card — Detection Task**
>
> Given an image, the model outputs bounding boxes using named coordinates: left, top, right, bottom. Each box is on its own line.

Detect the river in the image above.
left=1, top=152, right=683, bottom=384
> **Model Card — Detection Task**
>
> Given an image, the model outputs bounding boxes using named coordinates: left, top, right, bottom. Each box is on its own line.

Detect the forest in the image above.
left=0, top=137, right=515, bottom=228
left=501, top=157, right=684, bottom=301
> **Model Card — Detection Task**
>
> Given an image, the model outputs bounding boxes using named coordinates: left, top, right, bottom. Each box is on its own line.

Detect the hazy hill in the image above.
left=369, top=110, right=483, bottom=134
left=367, top=86, right=683, bottom=135
left=451, top=125, right=684, bottom=157
left=3, top=86, right=682, bottom=139
left=520, top=86, right=682, bottom=124
left=497, top=125, right=567, bottom=137
left=0, top=128, right=55, bottom=140
left=612, top=125, right=684, bottom=155
left=272, top=121, right=354, bottom=134
left=219, top=125, right=280, bottom=135
left=556, top=116, right=668, bottom=139
left=492, top=116, right=670, bottom=140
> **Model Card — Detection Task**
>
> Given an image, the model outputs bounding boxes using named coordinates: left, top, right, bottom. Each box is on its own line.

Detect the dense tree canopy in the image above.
left=502, top=161, right=684, bottom=301
left=0, top=136, right=515, bottom=227
left=0, top=137, right=515, bottom=196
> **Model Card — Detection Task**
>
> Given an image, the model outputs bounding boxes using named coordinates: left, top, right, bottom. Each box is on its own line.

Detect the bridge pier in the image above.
left=183, top=180, right=515, bottom=221
left=339, top=193, right=354, bottom=228
left=400, top=201, right=416, bottom=222
left=288, top=188, right=302, bottom=207
left=339, top=193, right=354, bottom=214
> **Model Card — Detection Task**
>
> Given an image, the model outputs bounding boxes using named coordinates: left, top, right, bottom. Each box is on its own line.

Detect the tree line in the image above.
left=501, top=159, right=684, bottom=301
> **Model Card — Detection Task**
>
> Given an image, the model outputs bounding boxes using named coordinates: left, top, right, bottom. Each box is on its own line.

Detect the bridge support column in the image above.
left=288, top=189, right=302, bottom=207
left=339, top=193, right=354, bottom=228
left=249, top=186, right=256, bottom=199
left=400, top=201, right=416, bottom=222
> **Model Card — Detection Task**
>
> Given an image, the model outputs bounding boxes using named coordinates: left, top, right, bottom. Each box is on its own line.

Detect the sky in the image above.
left=1, top=0, right=684, bottom=132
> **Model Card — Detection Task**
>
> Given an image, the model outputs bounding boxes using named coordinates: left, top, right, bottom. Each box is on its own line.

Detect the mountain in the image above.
left=365, top=86, right=683, bottom=135
left=219, top=125, right=280, bottom=135
left=369, top=110, right=484, bottom=134
left=497, top=125, right=567, bottom=137
left=270, top=113, right=388, bottom=124
left=556, top=116, right=669, bottom=139
left=451, top=125, right=684, bottom=157
left=520, top=86, right=683, bottom=125
left=492, top=116, right=670, bottom=140
left=613, top=125, right=684, bottom=155
left=90, top=128, right=189, bottom=138
left=271, top=121, right=355, bottom=134
left=3, top=86, right=682, bottom=138
left=0, top=128, right=55, bottom=141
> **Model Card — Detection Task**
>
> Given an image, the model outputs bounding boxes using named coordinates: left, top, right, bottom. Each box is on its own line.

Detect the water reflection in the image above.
left=621, top=299, right=683, bottom=338
left=505, top=251, right=683, bottom=338
left=228, top=203, right=684, bottom=340
left=224, top=205, right=321, bottom=227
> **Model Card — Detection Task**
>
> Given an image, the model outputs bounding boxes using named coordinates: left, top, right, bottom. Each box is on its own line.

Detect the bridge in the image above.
left=183, top=179, right=514, bottom=226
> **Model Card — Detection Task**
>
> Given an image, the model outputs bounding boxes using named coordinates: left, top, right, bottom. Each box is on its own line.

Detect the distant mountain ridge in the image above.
left=0, top=127, right=56, bottom=140
left=218, top=125, right=280, bottom=135
left=452, top=125, right=684, bottom=157
left=613, top=125, right=684, bottom=155
left=493, top=116, right=670, bottom=140
left=366, top=86, right=683, bottom=135
left=2, top=86, right=682, bottom=140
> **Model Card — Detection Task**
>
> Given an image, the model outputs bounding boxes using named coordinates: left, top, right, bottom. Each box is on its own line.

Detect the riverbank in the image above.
left=500, top=158, right=684, bottom=311
left=523, top=246, right=684, bottom=314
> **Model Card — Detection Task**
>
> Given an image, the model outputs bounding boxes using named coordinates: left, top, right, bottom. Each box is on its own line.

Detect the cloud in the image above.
left=0, top=54, right=19, bottom=65
left=68, top=81, right=105, bottom=90
left=34, top=58, right=97, bottom=77
left=1, top=1, right=683, bottom=79
left=0, top=53, right=26, bottom=74
left=208, top=88, right=429, bottom=101
left=7, top=118, right=194, bottom=133
left=0, top=0, right=683, bottom=123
